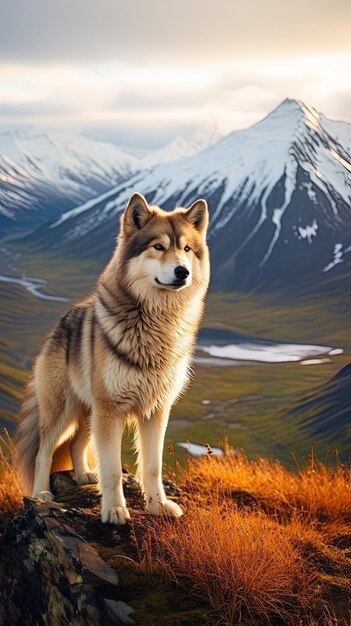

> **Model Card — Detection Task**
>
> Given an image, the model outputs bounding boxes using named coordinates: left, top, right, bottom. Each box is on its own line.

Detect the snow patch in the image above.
left=323, top=243, right=343, bottom=272
left=200, top=342, right=342, bottom=364
left=300, top=358, right=331, bottom=365
left=328, top=348, right=344, bottom=355
left=301, top=182, right=318, bottom=204
left=177, top=442, right=224, bottom=457
left=297, top=220, right=318, bottom=243
left=260, top=160, right=298, bottom=265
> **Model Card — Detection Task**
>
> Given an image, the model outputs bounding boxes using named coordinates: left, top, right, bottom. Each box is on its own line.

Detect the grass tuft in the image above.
left=0, top=429, right=23, bottom=522
left=183, top=441, right=351, bottom=530
left=131, top=443, right=351, bottom=625
left=133, top=499, right=322, bottom=625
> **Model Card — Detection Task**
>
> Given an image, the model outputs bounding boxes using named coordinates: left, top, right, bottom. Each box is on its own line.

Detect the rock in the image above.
left=0, top=472, right=141, bottom=626
left=51, top=469, right=78, bottom=496
left=162, top=479, right=182, bottom=498
left=103, top=599, right=135, bottom=625
left=0, top=469, right=184, bottom=625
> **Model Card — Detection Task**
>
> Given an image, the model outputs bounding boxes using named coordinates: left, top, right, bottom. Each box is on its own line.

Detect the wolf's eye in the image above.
left=154, top=243, right=165, bottom=251
left=184, top=245, right=191, bottom=252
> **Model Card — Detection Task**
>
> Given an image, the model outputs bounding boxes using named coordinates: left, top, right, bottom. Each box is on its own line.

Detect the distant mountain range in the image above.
left=0, top=130, right=139, bottom=235
left=0, top=128, right=220, bottom=236
left=26, top=99, right=351, bottom=293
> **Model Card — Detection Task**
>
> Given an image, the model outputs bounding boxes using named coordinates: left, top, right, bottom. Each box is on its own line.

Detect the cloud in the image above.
left=0, top=53, right=350, bottom=145
left=81, top=121, right=204, bottom=149
left=115, top=92, right=201, bottom=112
left=0, top=0, right=350, bottom=64
left=0, top=100, right=80, bottom=117
left=0, top=1, right=350, bottom=145
left=323, top=91, right=351, bottom=121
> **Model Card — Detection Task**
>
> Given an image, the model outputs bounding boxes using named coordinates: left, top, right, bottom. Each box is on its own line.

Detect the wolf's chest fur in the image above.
left=94, top=292, right=195, bottom=416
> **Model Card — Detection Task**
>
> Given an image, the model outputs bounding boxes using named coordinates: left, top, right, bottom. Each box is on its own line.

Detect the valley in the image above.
left=1, top=243, right=350, bottom=468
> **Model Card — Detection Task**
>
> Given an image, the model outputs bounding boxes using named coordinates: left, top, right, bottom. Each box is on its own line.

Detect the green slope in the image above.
left=1, top=243, right=350, bottom=465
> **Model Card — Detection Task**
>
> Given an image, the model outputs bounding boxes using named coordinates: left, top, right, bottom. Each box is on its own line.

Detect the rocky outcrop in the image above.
left=0, top=470, right=159, bottom=626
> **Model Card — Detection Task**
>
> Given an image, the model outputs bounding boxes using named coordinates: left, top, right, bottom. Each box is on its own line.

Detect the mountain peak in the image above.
left=270, top=98, right=322, bottom=129
left=278, top=97, right=303, bottom=110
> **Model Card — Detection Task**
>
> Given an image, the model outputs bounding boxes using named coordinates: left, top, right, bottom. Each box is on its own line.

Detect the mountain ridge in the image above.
left=29, top=98, right=351, bottom=292
left=0, top=126, right=220, bottom=237
left=0, top=129, right=140, bottom=235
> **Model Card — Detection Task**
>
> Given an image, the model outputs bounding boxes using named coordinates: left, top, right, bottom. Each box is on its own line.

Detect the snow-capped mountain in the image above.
left=0, top=127, right=221, bottom=237
left=117, top=128, right=221, bottom=166
left=0, top=129, right=140, bottom=235
left=28, top=100, right=351, bottom=292
left=140, top=128, right=222, bottom=168
left=320, top=116, right=351, bottom=154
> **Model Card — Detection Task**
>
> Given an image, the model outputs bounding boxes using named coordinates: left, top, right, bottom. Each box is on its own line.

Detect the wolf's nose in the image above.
left=174, top=266, right=189, bottom=280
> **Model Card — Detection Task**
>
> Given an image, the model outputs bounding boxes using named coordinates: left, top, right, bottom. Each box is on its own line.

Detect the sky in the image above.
left=0, top=0, right=350, bottom=147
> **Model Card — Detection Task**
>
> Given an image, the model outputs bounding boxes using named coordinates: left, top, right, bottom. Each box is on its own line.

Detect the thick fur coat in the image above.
left=15, top=193, right=210, bottom=524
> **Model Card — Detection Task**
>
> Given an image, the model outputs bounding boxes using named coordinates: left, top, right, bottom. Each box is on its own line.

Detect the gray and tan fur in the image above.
left=15, top=193, right=210, bottom=524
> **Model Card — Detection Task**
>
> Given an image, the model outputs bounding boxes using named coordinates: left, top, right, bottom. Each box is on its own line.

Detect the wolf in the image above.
left=15, top=192, right=210, bottom=524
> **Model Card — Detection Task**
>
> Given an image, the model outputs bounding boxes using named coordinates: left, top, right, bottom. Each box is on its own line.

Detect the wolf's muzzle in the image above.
left=174, top=266, right=189, bottom=280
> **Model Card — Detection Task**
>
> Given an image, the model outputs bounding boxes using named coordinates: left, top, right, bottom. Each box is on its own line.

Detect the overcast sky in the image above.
left=0, top=0, right=350, bottom=146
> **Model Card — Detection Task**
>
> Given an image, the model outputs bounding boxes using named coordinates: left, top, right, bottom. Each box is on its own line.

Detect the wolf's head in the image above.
left=116, top=192, right=210, bottom=303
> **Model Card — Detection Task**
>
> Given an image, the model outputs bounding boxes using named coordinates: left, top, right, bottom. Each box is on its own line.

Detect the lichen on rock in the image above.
left=0, top=471, right=136, bottom=626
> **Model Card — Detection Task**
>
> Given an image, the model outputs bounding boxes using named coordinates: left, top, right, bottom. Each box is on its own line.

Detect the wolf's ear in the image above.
left=184, top=199, right=209, bottom=234
left=123, top=193, right=153, bottom=233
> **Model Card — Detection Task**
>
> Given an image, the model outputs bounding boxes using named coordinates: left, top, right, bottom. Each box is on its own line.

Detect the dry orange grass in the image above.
left=133, top=499, right=323, bottom=625
left=0, top=431, right=350, bottom=624
left=182, top=443, right=351, bottom=529
left=0, top=429, right=23, bottom=521
left=131, top=445, right=351, bottom=625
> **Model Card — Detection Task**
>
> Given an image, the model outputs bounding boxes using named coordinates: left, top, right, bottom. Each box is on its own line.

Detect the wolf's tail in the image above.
left=14, top=376, right=40, bottom=495
left=15, top=376, right=75, bottom=494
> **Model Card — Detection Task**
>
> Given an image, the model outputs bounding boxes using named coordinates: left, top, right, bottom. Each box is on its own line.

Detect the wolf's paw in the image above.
left=35, top=490, right=54, bottom=502
left=76, top=471, right=97, bottom=486
left=101, top=505, right=131, bottom=525
left=147, top=498, right=183, bottom=518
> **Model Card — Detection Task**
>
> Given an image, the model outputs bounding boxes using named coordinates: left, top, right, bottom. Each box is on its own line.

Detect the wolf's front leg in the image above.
left=92, top=407, right=130, bottom=525
left=136, top=407, right=183, bottom=517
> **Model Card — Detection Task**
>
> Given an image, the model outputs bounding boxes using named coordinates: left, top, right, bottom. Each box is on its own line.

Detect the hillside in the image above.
left=289, top=363, right=351, bottom=440
left=1, top=237, right=350, bottom=465
left=1, top=446, right=351, bottom=625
